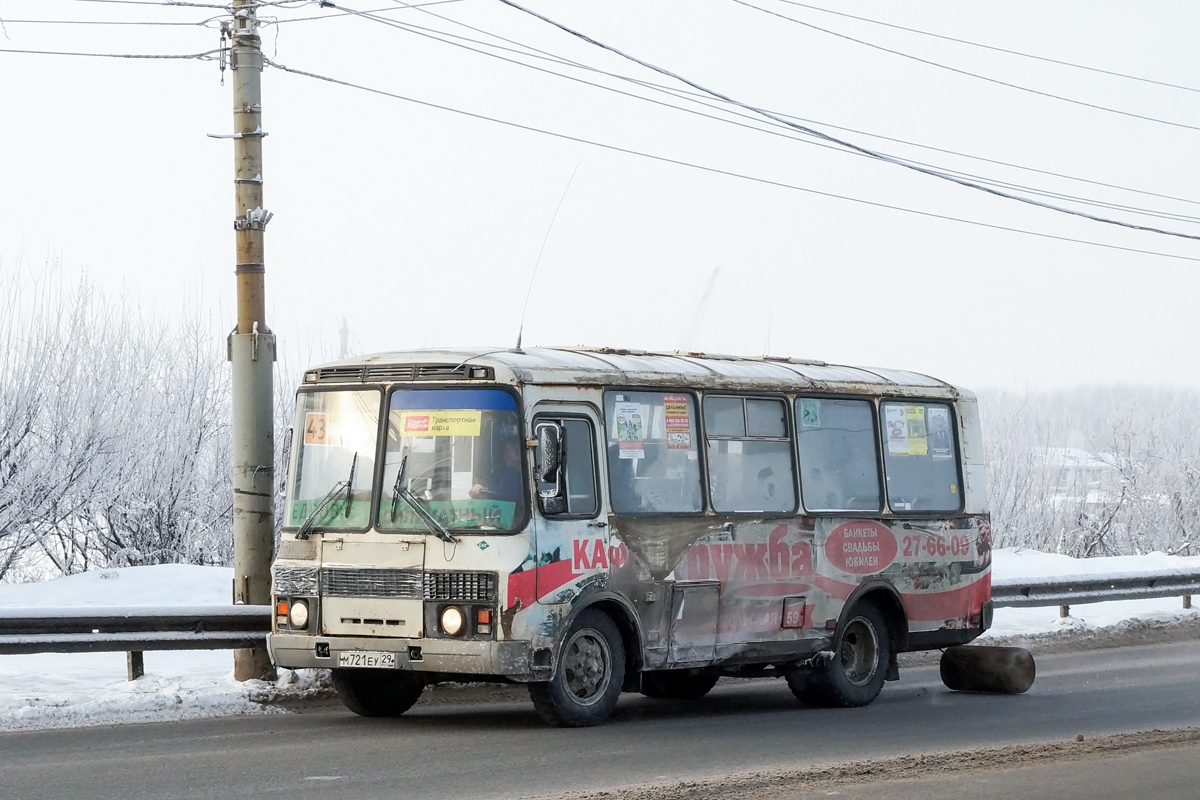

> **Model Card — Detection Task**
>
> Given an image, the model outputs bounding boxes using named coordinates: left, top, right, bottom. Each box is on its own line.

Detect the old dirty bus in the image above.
left=268, top=347, right=993, bottom=726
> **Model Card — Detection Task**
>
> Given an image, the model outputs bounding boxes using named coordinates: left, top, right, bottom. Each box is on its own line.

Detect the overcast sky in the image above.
left=2, top=0, right=1198, bottom=392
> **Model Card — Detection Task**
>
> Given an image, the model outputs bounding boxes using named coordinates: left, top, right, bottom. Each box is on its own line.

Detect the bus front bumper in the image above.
left=268, top=632, right=537, bottom=679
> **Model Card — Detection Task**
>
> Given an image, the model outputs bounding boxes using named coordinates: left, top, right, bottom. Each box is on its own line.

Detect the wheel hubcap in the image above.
left=561, top=628, right=612, bottom=705
left=839, top=616, right=879, bottom=686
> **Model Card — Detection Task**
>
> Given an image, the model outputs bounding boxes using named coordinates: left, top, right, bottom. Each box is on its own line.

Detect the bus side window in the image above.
left=796, top=398, right=882, bottom=513
left=705, top=396, right=796, bottom=514
left=604, top=391, right=703, bottom=515
left=537, top=417, right=599, bottom=517
left=880, top=401, right=960, bottom=512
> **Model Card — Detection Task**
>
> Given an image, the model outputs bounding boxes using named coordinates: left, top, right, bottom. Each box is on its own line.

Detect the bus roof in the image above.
left=305, top=347, right=971, bottom=400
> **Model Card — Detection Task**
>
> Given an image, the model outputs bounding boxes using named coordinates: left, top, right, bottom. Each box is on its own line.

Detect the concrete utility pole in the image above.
left=227, top=0, right=276, bottom=682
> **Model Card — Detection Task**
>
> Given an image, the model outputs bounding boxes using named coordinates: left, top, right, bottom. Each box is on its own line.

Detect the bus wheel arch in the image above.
left=842, top=580, right=909, bottom=658
left=559, top=593, right=644, bottom=692
left=529, top=606, right=628, bottom=727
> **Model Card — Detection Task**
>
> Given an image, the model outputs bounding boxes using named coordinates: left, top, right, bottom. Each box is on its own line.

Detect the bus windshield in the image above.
left=378, top=388, right=526, bottom=533
left=285, top=388, right=381, bottom=530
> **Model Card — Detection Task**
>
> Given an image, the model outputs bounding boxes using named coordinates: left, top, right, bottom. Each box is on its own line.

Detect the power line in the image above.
left=62, top=0, right=230, bottom=7
left=1, top=17, right=217, bottom=26
left=0, top=46, right=220, bottom=59
left=333, top=2, right=1200, bottom=224
left=731, top=0, right=1200, bottom=133
left=773, top=0, right=1200, bottom=95
left=261, top=56, right=1200, bottom=264
left=495, top=0, right=1200, bottom=242
left=265, top=0, right=463, bottom=24
left=373, top=0, right=1200, bottom=211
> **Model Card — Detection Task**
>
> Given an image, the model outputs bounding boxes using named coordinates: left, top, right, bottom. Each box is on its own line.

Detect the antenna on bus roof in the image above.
left=681, top=266, right=723, bottom=352
left=514, top=164, right=581, bottom=354
left=763, top=295, right=772, bottom=357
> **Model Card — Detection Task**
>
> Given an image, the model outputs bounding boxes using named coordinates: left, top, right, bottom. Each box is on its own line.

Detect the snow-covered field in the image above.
left=0, top=550, right=1197, bottom=732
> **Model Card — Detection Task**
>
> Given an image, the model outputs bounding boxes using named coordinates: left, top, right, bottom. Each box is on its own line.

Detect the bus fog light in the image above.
left=289, top=599, right=309, bottom=628
left=441, top=606, right=465, bottom=636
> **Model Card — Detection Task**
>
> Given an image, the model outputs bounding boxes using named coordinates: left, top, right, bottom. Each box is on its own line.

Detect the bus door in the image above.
left=529, top=404, right=608, bottom=606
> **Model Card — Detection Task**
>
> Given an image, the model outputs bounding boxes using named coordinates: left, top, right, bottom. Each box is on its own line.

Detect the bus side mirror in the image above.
left=535, top=422, right=563, bottom=501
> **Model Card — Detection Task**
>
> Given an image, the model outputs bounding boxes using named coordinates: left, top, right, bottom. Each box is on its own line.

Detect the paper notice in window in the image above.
left=885, top=405, right=908, bottom=455
left=663, top=394, right=692, bottom=449
left=615, top=402, right=645, bottom=459
left=927, top=406, right=952, bottom=458
left=904, top=405, right=928, bottom=456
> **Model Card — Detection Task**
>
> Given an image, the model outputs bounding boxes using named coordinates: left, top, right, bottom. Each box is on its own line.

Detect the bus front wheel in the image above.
left=529, top=609, right=626, bottom=727
left=332, top=668, right=424, bottom=717
left=788, top=602, right=890, bottom=708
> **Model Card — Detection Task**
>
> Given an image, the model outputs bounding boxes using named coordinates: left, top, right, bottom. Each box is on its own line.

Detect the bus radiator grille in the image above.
left=321, top=567, right=423, bottom=599
left=423, top=571, right=497, bottom=602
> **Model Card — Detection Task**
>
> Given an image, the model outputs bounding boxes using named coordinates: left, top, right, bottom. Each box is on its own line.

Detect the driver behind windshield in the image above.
left=470, top=439, right=523, bottom=501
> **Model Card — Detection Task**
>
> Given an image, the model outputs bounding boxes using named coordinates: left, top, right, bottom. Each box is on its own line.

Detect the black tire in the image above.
left=529, top=609, right=626, bottom=727
left=640, top=670, right=719, bottom=700
left=787, top=602, right=890, bottom=708
left=332, top=668, right=425, bottom=717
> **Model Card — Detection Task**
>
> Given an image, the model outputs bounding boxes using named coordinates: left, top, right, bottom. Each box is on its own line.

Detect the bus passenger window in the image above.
left=705, top=396, right=795, bottom=514
left=880, top=401, right=960, bottom=512
left=604, top=391, right=703, bottom=515
left=795, top=398, right=882, bottom=513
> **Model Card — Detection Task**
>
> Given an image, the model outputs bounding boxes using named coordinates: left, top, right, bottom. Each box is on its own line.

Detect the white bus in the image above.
left=268, top=347, right=993, bottom=726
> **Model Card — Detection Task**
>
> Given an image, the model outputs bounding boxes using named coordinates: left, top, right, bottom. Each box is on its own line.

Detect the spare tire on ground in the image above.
left=940, top=645, right=1036, bottom=694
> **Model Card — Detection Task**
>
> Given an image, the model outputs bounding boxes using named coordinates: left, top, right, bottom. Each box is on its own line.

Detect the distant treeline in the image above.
left=1, top=270, right=1196, bottom=582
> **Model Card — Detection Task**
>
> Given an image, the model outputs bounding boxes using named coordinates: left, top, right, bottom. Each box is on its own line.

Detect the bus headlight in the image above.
left=288, top=599, right=310, bottom=629
left=440, top=606, right=465, bottom=636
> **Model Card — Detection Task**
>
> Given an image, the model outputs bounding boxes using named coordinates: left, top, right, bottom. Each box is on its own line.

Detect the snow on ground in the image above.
left=0, top=550, right=1197, bottom=732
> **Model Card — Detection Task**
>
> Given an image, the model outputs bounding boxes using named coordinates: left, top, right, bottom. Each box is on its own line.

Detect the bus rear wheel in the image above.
left=640, top=670, right=719, bottom=700
left=788, top=602, right=890, bottom=708
left=529, top=609, right=626, bottom=727
left=332, top=668, right=425, bottom=717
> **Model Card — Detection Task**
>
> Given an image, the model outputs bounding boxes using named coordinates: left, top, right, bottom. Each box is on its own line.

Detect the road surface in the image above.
left=2, top=640, right=1198, bottom=800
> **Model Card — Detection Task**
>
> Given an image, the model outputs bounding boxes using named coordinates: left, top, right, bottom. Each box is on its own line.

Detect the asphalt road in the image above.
left=3, top=640, right=1199, bottom=800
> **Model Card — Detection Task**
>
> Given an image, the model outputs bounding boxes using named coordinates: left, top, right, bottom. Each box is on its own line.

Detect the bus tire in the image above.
left=529, top=609, right=625, bottom=727
left=640, top=670, right=719, bottom=700
left=332, top=668, right=424, bottom=717
left=788, top=602, right=890, bottom=708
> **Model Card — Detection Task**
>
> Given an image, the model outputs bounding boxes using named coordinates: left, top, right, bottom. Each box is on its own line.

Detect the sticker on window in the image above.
left=304, top=412, right=328, bottom=445
left=398, top=410, right=482, bottom=437
left=799, top=398, right=821, bottom=427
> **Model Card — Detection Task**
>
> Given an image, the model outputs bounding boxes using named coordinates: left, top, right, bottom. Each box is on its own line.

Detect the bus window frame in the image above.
left=378, top=382, right=531, bottom=535
left=602, top=387, right=708, bottom=517
left=878, top=397, right=966, bottom=516
left=283, top=385, right=387, bottom=534
left=700, top=391, right=799, bottom=516
left=793, top=392, right=885, bottom=516
left=531, top=412, right=602, bottom=521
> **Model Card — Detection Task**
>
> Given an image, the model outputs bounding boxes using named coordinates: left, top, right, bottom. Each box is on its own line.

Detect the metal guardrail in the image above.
left=0, top=605, right=271, bottom=679
left=1, top=570, right=1196, bottom=680
left=991, top=571, right=1199, bottom=617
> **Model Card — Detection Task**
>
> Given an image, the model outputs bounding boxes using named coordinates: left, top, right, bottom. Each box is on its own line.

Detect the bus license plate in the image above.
left=337, top=651, right=397, bottom=669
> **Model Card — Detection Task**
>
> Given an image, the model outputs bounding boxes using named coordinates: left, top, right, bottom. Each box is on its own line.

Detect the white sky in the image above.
left=2, top=0, right=1199, bottom=391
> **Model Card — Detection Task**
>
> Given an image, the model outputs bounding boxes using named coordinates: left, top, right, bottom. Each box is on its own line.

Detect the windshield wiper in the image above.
left=296, top=452, right=358, bottom=540
left=389, top=454, right=408, bottom=523
left=388, top=456, right=458, bottom=544
left=343, top=452, right=358, bottom=518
